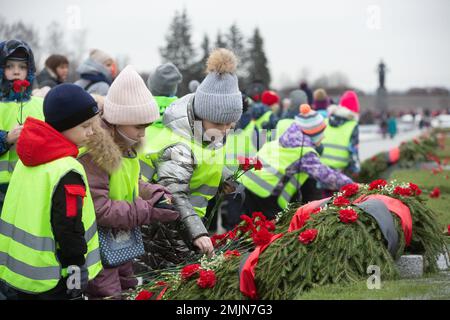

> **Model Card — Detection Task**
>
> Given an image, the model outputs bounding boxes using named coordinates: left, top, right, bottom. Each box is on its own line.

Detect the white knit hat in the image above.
left=103, top=65, right=159, bottom=125
left=89, top=48, right=114, bottom=65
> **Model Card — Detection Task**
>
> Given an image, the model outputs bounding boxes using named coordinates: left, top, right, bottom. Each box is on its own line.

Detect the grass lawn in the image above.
left=296, top=272, right=450, bottom=300
left=435, top=137, right=450, bottom=159
left=389, top=169, right=450, bottom=230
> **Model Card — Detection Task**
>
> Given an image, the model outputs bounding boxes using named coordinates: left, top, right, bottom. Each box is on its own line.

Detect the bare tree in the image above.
left=214, top=30, right=227, bottom=49
left=0, top=18, right=41, bottom=64
left=66, top=29, right=88, bottom=82
left=44, top=21, right=67, bottom=57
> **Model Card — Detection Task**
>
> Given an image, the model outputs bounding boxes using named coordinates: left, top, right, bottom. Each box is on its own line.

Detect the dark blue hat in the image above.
left=44, top=84, right=99, bottom=132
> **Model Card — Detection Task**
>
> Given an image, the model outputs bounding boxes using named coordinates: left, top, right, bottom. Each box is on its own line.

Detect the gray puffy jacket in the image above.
left=139, top=94, right=231, bottom=270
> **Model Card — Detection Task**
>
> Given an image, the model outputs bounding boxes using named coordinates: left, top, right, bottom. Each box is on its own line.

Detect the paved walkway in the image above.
left=359, top=129, right=423, bottom=161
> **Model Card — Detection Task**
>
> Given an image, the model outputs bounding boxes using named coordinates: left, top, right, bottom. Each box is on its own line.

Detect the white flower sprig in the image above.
left=200, top=252, right=226, bottom=271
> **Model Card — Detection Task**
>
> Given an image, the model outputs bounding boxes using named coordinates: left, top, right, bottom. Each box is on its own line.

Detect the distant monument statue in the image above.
left=378, top=60, right=386, bottom=88
left=375, top=60, right=388, bottom=112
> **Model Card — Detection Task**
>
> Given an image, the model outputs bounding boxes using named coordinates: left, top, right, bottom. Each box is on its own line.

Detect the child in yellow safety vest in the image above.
left=139, top=49, right=243, bottom=269
left=0, top=40, right=44, bottom=208
left=321, top=90, right=360, bottom=177
left=235, top=104, right=354, bottom=224
left=0, top=84, right=102, bottom=300
left=78, top=66, right=179, bottom=299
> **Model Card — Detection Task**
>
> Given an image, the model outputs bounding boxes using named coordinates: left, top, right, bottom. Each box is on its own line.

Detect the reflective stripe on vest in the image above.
left=0, top=248, right=100, bottom=284
left=240, top=140, right=317, bottom=209
left=0, top=219, right=98, bottom=253
left=225, top=123, right=258, bottom=168
left=320, top=119, right=357, bottom=169
left=189, top=195, right=208, bottom=208
left=0, top=157, right=102, bottom=293
left=253, top=111, right=273, bottom=149
left=189, top=184, right=218, bottom=209
left=139, top=159, right=156, bottom=182
left=224, top=115, right=275, bottom=169
left=243, top=164, right=302, bottom=208
left=0, top=252, right=61, bottom=281
left=140, top=125, right=223, bottom=218
left=322, top=143, right=349, bottom=151
left=0, top=97, right=44, bottom=184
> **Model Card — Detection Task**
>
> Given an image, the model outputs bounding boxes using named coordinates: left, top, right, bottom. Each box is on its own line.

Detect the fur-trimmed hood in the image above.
left=327, top=104, right=359, bottom=123
left=83, top=117, right=145, bottom=174
left=0, top=40, right=36, bottom=102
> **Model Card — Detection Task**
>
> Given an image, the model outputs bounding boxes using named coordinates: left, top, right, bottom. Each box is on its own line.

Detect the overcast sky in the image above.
left=2, top=0, right=450, bottom=92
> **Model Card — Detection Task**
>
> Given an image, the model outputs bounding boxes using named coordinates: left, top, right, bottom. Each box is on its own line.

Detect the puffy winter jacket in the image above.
left=74, top=59, right=112, bottom=96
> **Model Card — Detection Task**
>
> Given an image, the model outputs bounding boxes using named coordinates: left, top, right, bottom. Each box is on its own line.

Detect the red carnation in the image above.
left=264, top=220, right=276, bottom=231
left=254, top=159, right=263, bottom=170
left=240, top=214, right=254, bottom=225
left=237, top=156, right=252, bottom=171
left=298, top=229, right=318, bottom=245
left=239, top=223, right=256, bottom=234
left=12, top=79, right=30, bottom=93
left=333, top=196, right=351, bottom=207
left=197, top=270, right=216, bottom=289
left=369, top=179, right=387, bottom=190
left=430, top=187, right=441, bottom=198
left=409, top=183, right=422, bottom=196
left=135, top=290, right=153, bottom=300
left=239, top=215, right=256, bottom=234
left=252, top=228, right=273, bottom=246
left=393, top=186, right=413, bottom=197
left=340, top=183, right=359, bottom=197
left=224, top=250, right=241, bottom=258
left=226, top=229, right=237, bottom=239
left=339, top=208, right=359, bottom=224
left=181, top=264, right=201, bottom=281
left=447, top=225, right=450, bottom=235
left=252, top=211, right=267, bottom=222
left=254, top=218, right=276, bottom=231
left=12, top=80, right=22, bottom=93
left=211, top=233, right=227, bottom=247
left=156, top=281, right=167, bottom=287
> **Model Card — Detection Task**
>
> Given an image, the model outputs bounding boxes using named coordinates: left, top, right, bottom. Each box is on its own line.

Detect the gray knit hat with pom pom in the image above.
left=193, top=48, right=243, bottom=124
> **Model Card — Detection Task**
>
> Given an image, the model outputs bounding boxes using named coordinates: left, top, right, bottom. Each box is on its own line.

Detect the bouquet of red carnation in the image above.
left=205, top=157, right=262, bottom=229
left=12, top=79, right=31, bottom=125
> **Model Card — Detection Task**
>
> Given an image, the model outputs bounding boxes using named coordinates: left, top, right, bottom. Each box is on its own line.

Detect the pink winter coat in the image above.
left=79, top=118, right=179, bottom=299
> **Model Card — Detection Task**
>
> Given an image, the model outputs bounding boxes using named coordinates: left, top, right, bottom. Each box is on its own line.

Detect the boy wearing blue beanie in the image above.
left=0, top=84, right=103, bottom=300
